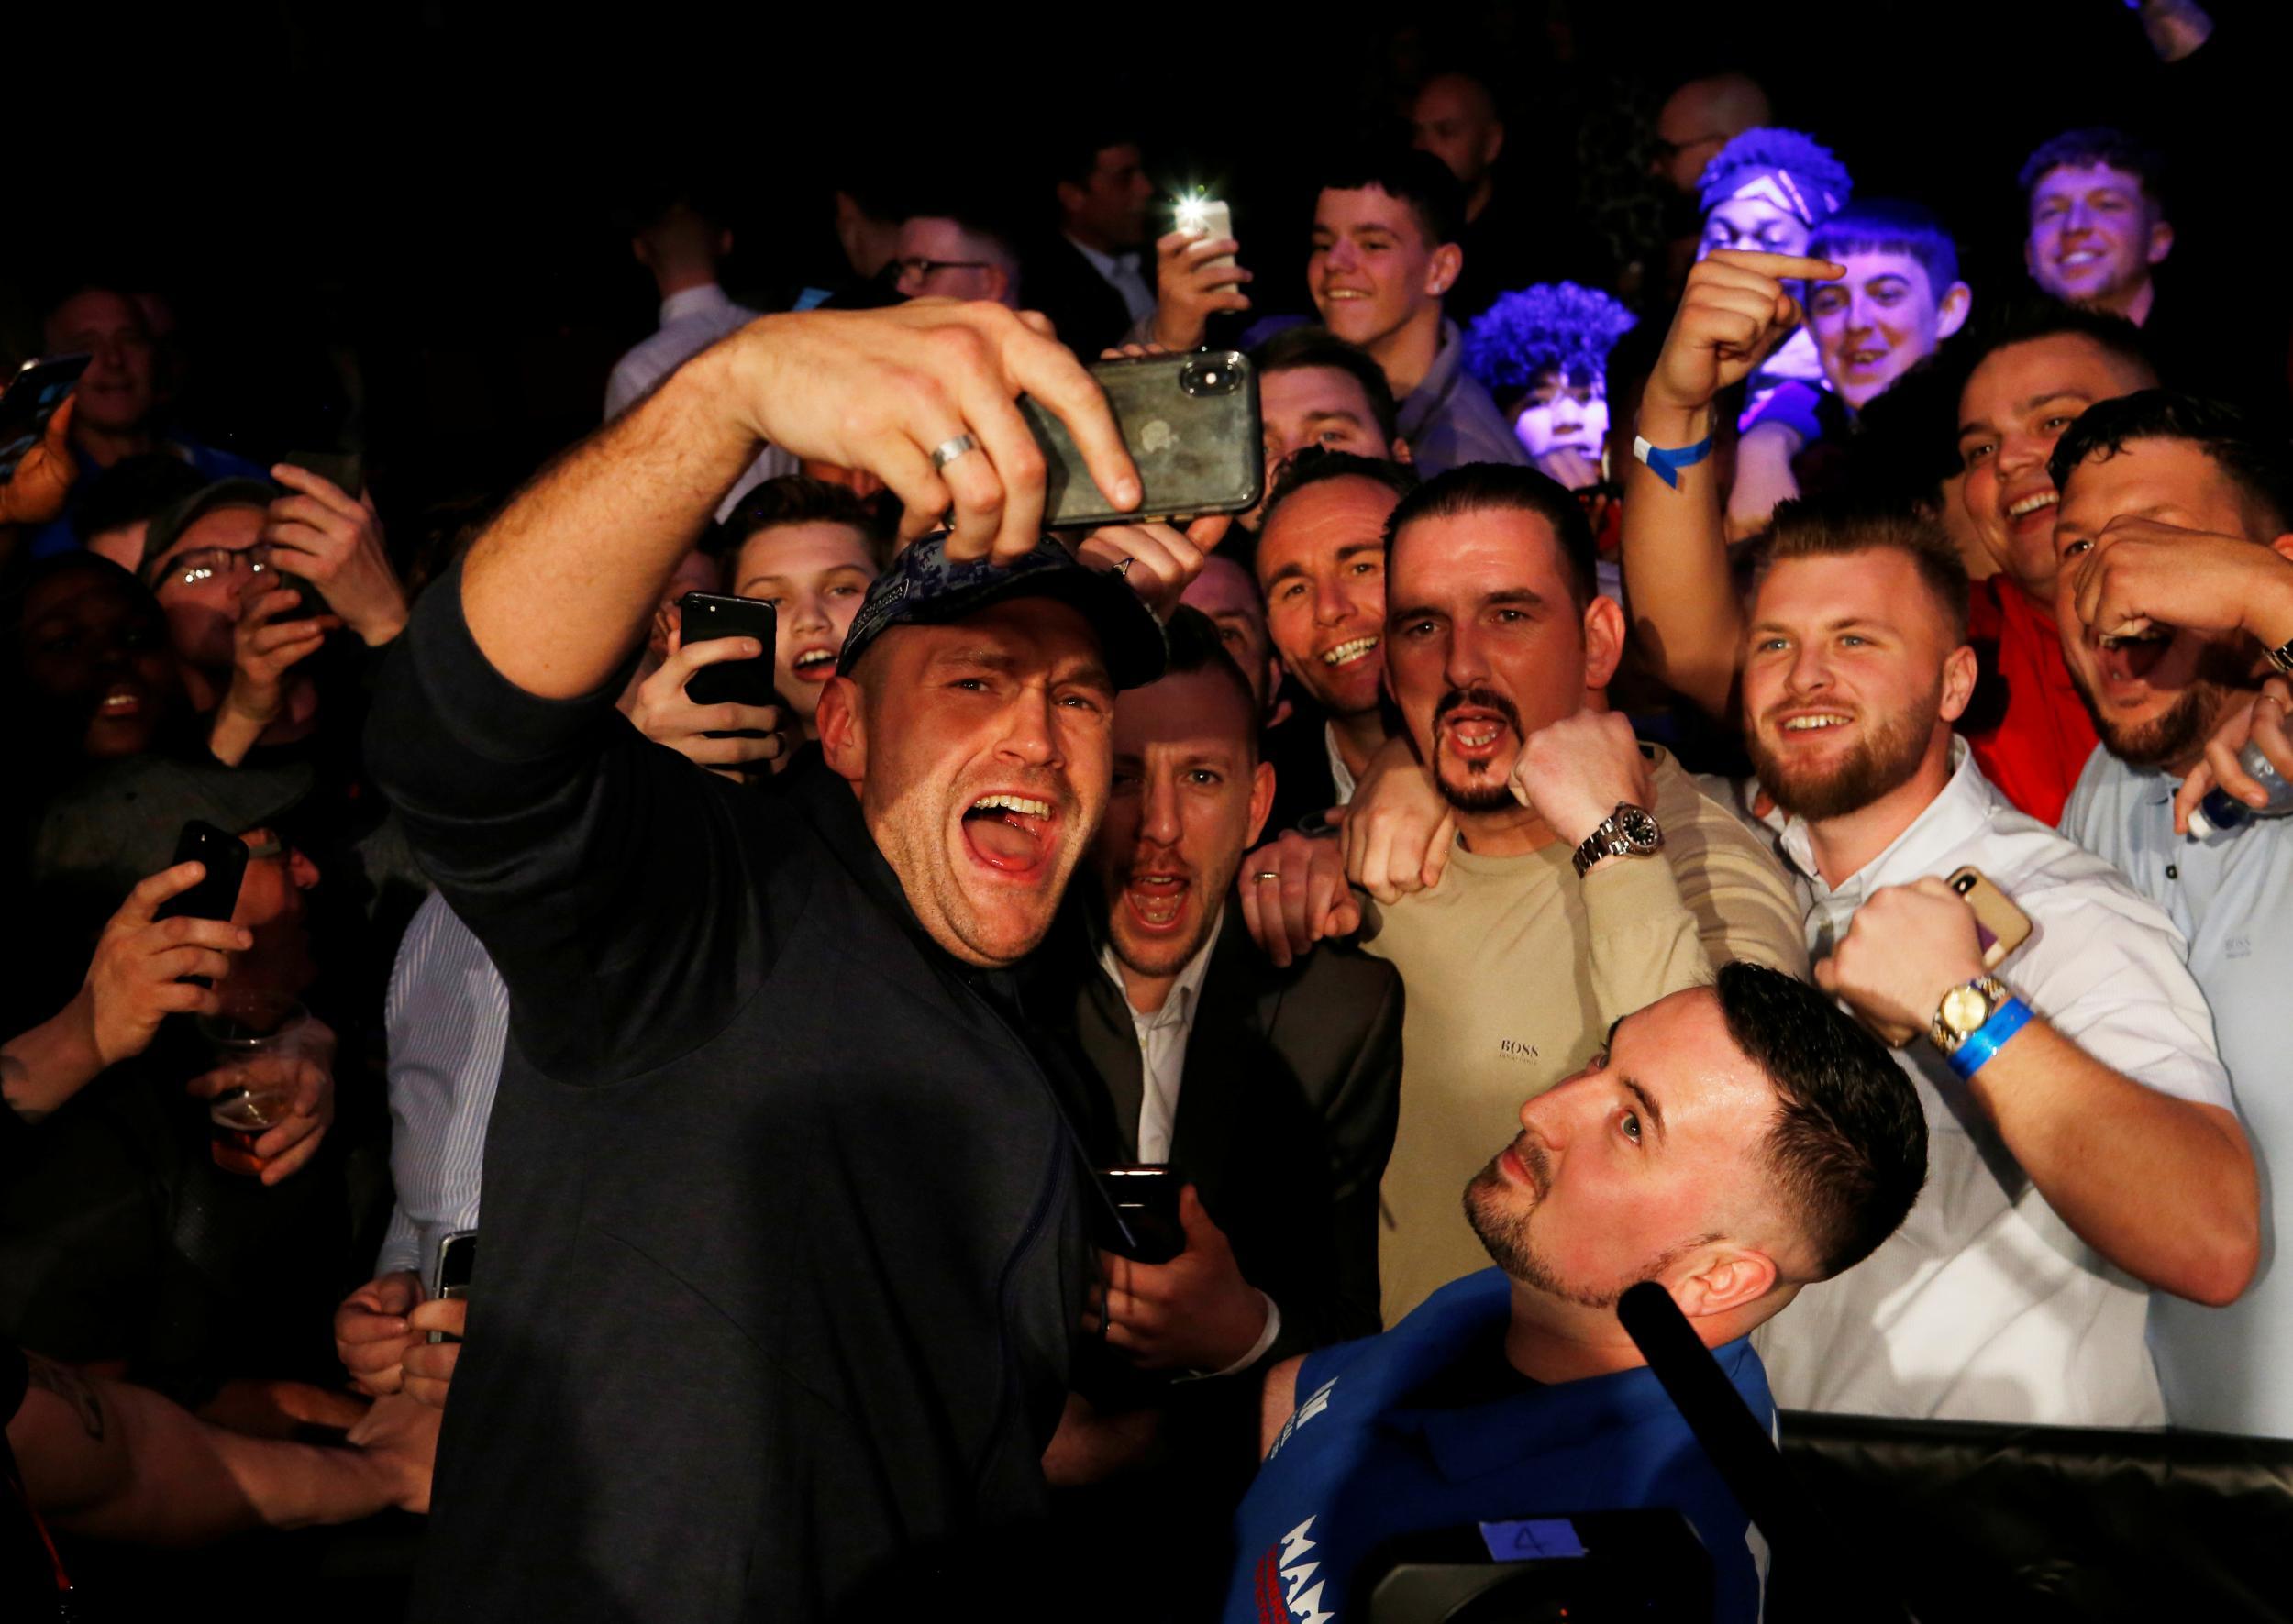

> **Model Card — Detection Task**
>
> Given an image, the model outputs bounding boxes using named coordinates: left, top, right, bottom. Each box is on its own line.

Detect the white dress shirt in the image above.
left=604, top=282, right=799, bottom=518
left=1096, top=909, right=1224, bottom=1162
left=1754, top=742, right=2234, bottom=1426
left=604, top=283, right=759, bottom=418
left=377, top=892, right=507, bottom=1282
left=1093, top=908, right=1281, bottom=1374
left=1324, top=722, right=1358, bottom=807
left=1065, top=233, right=1158, bottom=329
left=2063, top=747, right=2293, bottom=1437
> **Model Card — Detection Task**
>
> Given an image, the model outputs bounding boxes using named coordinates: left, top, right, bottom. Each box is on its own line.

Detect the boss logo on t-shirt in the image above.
left=1498, top=1036, right=1541, bottom=1063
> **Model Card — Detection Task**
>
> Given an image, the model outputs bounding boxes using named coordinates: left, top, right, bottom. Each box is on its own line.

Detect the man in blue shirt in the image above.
left=1226, top=963, right=1927, bottom=1624
left=2050, top=391, right=2293, bottom=1439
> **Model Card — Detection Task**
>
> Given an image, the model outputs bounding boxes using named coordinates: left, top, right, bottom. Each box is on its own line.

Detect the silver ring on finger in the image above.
left=1113, top=556, right=1135, bottom=578
left=929, top=433, right=979, bottom=471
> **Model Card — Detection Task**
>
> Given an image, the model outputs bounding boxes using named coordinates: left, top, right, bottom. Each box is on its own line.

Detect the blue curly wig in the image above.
left=1697, top=127, right=1854, bottom=225
left=1462, top=282, right=1637, bottom=394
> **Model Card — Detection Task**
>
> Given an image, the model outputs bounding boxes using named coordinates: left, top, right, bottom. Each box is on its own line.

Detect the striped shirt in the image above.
left=376, top=890, right=506, bottom=1281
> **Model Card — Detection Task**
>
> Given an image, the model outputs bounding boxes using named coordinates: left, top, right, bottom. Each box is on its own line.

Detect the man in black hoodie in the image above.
left=366, top=301, right=1166, bottom=1621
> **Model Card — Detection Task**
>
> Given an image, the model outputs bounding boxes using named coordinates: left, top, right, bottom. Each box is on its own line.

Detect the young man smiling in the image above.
left=1305, top=148, right=1526, bottom=477
left=1736, top=500, right=2256, bottom=1424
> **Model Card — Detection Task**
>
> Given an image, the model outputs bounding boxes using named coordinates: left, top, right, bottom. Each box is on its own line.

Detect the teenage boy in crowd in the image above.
left=2052, top=392, right=2293, bottom=1438
left=1154, top=149, right=1525, bottom=477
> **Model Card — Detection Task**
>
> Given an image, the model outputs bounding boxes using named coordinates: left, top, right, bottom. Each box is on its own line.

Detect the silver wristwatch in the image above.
left=1571, top=802, right=1664, bottom=878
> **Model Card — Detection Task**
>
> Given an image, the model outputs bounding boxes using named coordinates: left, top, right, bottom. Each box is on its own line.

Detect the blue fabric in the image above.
left=1224, top=1268, right=1772, bottom=1623
left=28, top=437, right=268, bottom=559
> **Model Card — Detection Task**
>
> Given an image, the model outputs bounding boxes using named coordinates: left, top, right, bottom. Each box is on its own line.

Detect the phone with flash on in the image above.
left=1175, top=195, right=1234, bottom=269
left=427, top=1229, right=477, bottom=1344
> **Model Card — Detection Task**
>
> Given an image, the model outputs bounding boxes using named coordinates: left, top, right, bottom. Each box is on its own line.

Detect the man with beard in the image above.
left=1224, top=964, right=1926, bottom=1624
left=1250, top=462, right=1806, bottom=1321
left=1620, top=249, right=2155, bottom=824
left=364, top=299, right=1172, bottom=1621
left=1740, top=499, right=2256, bottom=1425
left=2051, top=392, right=2293, bottom=1438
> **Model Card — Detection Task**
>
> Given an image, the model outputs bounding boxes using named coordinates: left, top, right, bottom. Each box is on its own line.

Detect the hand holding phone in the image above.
left=1152, top=207, right=1253, bottom=351
left=1021, top=351, right=1262, bottom=530
left=154, top=822, right=250, bottom=929
left=1093, top=1166, right=1186, bottom=1265
left=0, top=353, right=89, bottom=486
left=425, top=1230, right=477, bottom=1345
left=677, top=591, right=780, bottom=710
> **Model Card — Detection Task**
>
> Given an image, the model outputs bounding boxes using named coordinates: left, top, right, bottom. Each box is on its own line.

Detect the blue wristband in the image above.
left=1947, top=995, right=2033, bottom=1080
left=1632, top=433, right=1715, bottom=490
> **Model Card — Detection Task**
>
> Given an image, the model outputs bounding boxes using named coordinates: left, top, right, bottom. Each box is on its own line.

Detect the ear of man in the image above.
left=815, top=674, right=869, bottom=786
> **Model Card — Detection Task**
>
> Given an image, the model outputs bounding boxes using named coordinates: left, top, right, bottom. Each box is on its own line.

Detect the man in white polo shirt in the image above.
left=1742, top=499, right=2258, bottom=1425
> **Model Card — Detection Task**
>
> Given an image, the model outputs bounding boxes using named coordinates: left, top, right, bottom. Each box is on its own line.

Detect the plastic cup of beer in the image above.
left=195, top=992, right=321, bottom=1176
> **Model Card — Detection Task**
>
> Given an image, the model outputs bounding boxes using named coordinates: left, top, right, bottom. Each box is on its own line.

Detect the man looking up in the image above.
left=2020, top=128, right=2172, bottom=327
left=1243, top=464, right=1807, bottom=1320
left=1227, top=965, right=1926, bottom=1624
left=1250, top=451, right=1415, bottom=832
left=1736, top=498, right=2255, bottom=1424
left=364, top=299, right=1169, bottom=1621
left=2053, top=392, right=2293, bottom=1438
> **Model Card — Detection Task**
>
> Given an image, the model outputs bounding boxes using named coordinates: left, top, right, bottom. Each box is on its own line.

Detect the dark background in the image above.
left=8, top=0, right=2276, bottom=525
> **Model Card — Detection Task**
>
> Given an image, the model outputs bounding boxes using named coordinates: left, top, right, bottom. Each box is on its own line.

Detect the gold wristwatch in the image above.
left=1930, top=975, right=2011, bottom=1055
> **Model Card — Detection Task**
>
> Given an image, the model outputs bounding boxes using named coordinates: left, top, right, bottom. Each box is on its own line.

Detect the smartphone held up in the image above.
left=1018, top=350, right=1263, bottom=531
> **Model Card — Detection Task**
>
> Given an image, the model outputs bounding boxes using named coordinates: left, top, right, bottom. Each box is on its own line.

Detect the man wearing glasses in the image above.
left=892, top=208, right=1025, bottom=308
left=135, top=474, right=409, bottom=758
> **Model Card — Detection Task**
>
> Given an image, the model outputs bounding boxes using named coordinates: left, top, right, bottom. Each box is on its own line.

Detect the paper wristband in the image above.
left=1632, top=434, right=1715, bottom=490
left=1947, top=996, right=2034, bottom=1080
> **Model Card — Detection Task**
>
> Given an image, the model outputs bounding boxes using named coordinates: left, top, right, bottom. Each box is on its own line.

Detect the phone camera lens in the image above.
left=1179, top=357, right=1241, bottom=398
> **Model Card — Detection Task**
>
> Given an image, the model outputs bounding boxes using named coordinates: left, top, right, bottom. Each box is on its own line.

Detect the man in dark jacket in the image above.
left=365, top=301, right=1166, bottom=1621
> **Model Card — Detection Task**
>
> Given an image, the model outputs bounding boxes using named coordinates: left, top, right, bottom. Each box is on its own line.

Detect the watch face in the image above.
left=1616, top=806, right=1663, bottom=850
left=1940, top=984, right=1992, bottom=1035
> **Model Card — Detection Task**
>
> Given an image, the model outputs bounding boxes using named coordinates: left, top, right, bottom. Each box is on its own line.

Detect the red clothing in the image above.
left=1963, top=576, right=2099, bottom=825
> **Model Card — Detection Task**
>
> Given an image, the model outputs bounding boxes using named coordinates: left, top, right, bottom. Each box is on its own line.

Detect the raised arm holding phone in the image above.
left=364, top=297, right=1183, bottom=1621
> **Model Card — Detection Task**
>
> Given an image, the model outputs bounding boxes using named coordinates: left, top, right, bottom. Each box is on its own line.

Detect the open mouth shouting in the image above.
left=2093, top=623, right=2177, bottom=690
left=959, top=790, right=1059, bottom=878
left=1119, top=864, right=1194, bottom=934
left=1433, top=687, right=1523, bottom=772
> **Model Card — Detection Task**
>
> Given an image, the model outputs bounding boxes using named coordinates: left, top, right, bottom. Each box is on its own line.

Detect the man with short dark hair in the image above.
left=1226, top=963, right=1924, bottom=1624
left=1410, top=70, right=1543, bottom=324
left=2052, top=390, right=2293, bottom=1437
left=1250, top=451, right=1418, bottom=834
left=364, top=298, right=1173, bottom=1619
left=26, top=287, right=266, bottom=559
left=1043, top=608, right=1401, bottom=1382
left=893, top=208, right=1025, bottom=308
left=2019, top=128, right=2172, bottom=327
left=1246, top=463, right=1806, bottom=1320
left=1028, top=131, right=1159, bottom=358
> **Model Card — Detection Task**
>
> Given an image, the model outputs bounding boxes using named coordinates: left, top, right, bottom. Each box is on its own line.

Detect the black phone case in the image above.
left=154, top=821, right=249, bottom=923
left=1094, top=1166, right=1186, bottom=1265
left=678, top=592, right=780, bottom=710
left=1022, top=351, right=1264, bottom=530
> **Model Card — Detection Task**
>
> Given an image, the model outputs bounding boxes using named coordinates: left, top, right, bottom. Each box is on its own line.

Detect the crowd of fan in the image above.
left=3, top=2, right=2290, bottom=1618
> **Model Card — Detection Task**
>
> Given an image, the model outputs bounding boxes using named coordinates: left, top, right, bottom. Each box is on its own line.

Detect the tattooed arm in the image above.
left=8, top=1353, right=437, bottom=1542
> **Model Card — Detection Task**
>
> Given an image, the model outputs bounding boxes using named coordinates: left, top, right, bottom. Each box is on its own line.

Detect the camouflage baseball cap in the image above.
left=836, top=533, right=1168, bottom=690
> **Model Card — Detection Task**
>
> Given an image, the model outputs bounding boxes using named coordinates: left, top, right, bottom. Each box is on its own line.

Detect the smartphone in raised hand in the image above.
left=1020, top=350, right=1263, bottom=531
left=0, top=353, right=90, bottom=482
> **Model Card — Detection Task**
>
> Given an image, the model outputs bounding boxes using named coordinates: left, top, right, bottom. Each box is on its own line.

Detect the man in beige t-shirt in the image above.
left=1243, top=464, right=1805, bottom=1321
